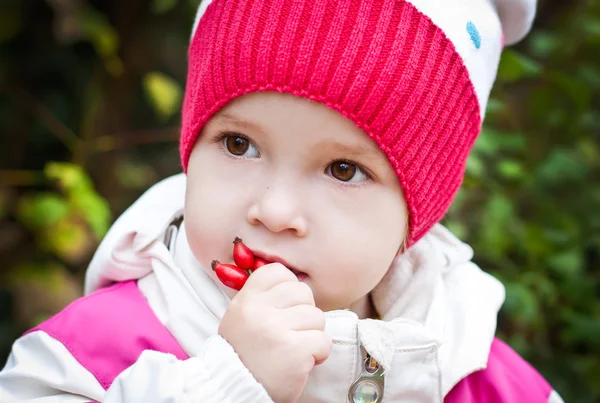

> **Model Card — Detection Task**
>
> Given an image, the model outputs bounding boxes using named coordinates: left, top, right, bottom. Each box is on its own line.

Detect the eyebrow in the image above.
left=213, top=113, right=266, bottom=135
left=215, top=113, right=385, bottom=163
left=315, top=139, right=384, bottom=161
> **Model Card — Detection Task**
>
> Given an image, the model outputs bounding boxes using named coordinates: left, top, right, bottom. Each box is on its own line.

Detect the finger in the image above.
left=243, top=262, right=298, bottom=293
left=266, top=281, right=315, bottom=308
left=297, top=330, right=332, bottom=367
left=282, top=305, right=325, bottom=331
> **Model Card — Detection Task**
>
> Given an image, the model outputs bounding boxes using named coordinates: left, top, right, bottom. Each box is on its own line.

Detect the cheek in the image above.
left=184, top=151, right=257, bottom=266
left=312, top=189, right=407, bottom=309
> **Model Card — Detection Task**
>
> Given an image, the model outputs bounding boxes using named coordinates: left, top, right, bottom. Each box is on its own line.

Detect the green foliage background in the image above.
left=0, top=0, right=598, bottom=401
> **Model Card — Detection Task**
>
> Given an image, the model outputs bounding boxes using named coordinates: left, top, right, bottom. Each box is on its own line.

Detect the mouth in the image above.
left=252, top=250, right=308, bottom=281
left=288, top=268, right=308, bottom=281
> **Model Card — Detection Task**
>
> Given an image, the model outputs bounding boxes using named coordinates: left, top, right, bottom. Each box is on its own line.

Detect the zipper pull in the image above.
left=348, top=352, right=385, bottom=403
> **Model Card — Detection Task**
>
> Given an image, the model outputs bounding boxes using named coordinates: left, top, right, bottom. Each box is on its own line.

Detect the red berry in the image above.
left=233, top=237, right=254, bottom=270
left=253, top=257, right=269, bottom=271
left=211, top=260, right=249, bottom=291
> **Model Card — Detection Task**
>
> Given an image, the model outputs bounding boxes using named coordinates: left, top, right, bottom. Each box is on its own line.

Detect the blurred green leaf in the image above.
left=474, top=129, right=527, bottom=155
left=79, top=6, right=123, bottom=75
left=522, top=224, right=553, bottom=258
left=473, top=128, right=500, bottom=155
left=143, top=72, right=183, bottom=121
left=498, top=49, right=542, bottom=82
left=536, top=150, right=589, bottom=185
left=495, top=133, right=527, bottom=153
left=479, top=193, right=515, bottom=257
left=520, top=271, right=558, bottom=306
left=44, top=162, right=111, bottom=238
left=6, top=262, right=65, bottom=293
left=17, top=193, right=70, bottom=230
left=582, top=16, right=600, bottom=38
left=151, top=0, right=179, bottom=14
left=548, top=249, right=583, bottom=277
left=549, top=72, right=593, bottom=112
left=562, top=311, right=600, bottom=350
left=528, top=31, right=559, bottom=59
left=485, top=98, right=505, bottom=116
left=70, top=190, right=111, bottom=239
left=45, top=163, right=93, bottom=192
left=497, top=160, right=524, bottom=180
left=578, top=64, right=600, bottom=89
left=114, top=160, right=159, bottom=190
left=80, top=7, right=119, bottom=57
left=503, top=282, right=539, bottom=326
left=466, top=154, right=485, bottom=178
left=42, top=216, right=91, bottom=263
left=443, top=219, right=468, bottom=240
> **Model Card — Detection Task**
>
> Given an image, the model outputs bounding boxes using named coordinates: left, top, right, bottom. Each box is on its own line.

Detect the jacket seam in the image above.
left=24, top=329, right=108, bottom=391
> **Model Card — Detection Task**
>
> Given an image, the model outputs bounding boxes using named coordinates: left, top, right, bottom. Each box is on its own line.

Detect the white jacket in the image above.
left=0, top=174, right=506, bottom=402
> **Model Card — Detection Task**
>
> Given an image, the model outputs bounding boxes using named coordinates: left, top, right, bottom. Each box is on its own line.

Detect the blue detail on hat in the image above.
left=467, top=21, right=481, bottom=49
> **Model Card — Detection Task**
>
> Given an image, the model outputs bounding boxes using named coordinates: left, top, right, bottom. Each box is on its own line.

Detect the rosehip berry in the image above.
left=233, top=237, right=254, bottom=270
left=253, top=257, right=269, bottom=271
left=211, top=260, right=249, bottom=291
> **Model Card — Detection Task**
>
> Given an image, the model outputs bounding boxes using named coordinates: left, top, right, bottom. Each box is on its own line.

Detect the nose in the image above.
left=247, top=180, right=308, bottom=237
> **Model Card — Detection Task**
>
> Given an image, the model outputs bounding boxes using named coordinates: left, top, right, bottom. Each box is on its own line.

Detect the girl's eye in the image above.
left=223, top=135, right=259, bottom=157
left=327, top=161, right=369, bottom=183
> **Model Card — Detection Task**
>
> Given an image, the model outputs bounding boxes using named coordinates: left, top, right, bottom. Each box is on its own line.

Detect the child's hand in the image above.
left=219, top=263, right=332, bottom=403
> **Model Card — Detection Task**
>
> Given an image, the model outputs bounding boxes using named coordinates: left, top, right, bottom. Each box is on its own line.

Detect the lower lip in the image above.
left=292, top=270, right=308, bottom=281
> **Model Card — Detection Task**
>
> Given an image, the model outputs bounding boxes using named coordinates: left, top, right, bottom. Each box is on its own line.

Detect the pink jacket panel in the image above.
left=445, top=338, right=553, bottom=403
left=25, top=281, right=189, bottom=391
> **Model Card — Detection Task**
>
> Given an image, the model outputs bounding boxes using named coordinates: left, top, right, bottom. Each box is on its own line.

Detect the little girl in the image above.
left=0, top=0, right=564, bottom=402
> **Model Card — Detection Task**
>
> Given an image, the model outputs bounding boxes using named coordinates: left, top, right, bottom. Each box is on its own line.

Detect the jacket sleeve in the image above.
left=0, top=332, right=273, bottom=403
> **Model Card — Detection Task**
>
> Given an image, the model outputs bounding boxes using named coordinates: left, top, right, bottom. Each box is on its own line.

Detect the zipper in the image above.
left=348, top=351, right=385, bottom=403
left=163, top=215, right=184, bottom=252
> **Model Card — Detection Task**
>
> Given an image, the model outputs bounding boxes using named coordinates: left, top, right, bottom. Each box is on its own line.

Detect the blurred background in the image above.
left=0, top=0, right=598, bottom=401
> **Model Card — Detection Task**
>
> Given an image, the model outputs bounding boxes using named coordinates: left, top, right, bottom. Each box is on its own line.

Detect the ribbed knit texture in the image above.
left=180, top=0, right=481, bottom=246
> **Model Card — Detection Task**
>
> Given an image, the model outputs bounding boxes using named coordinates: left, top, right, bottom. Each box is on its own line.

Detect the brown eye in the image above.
left=221, top=134, right=260, bottom=158
left=225, top=136, right=250, bottom=155
left=330, top=161, right=358, bottom=182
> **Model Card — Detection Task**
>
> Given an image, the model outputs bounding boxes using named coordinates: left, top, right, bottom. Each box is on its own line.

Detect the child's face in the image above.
left=185, top=92, right=408, bottom=312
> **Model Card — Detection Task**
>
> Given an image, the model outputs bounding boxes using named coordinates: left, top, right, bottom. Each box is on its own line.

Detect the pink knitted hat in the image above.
left=181, top=0, right=536, bottom=246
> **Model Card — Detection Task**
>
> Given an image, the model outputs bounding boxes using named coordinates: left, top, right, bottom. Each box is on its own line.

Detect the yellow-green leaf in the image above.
left=17, top=193, right=70, bottom=230
left=80, top=7, right=119, bottom=57
left=42, top=217, right=92, bottom=263
left=70, top=190, right=111, bottom=239
left=45, top=162, right=92, bottom=192
left=143, top=72, right=183, bottom=121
